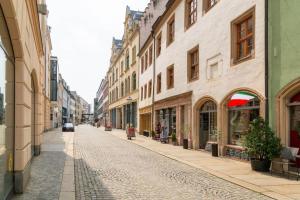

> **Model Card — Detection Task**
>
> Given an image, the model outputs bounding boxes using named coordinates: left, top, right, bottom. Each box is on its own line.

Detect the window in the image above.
left=132, top=46, right=136, bottom=63
left=145, top=51, right=148, bottom=70
left=157, top=73, right=161, bottom=94
left=203, top=0, right=218, bottom=14
left=126, top=50, right=130, bottom=69
left=149, top=45, right=153, bottom=66
left=228, top=91, right=260, bottom=146
left=125, top=79, right=128, bottom=95
left=127, top=76, right=130, bottom=94
left=167, top=65, right=174, bottom=89
left=148, top=80, right=152, bottom=98
left=121, top=61, right=124, bottom=73
left=116, top=68, right=118, bottom=80
left=141, top=87, right=143, bottom=100
left=144, top=84, right=147, bottom=99
left=141, top=56, right=145, bottom=73
left=121, top=82, right=124, bottom=97
left=232, top=8, right=255, bottom=64
left=132, top=72, right=137, bottom=90
left=116, top=87, right=118, bottom=99
left=185, top=0, right=197, bottom=28
left=187, top=46, right=199, bottom=82
left=167, top=15, right=175, bottom=45
left=156, top=32, right=162, bottom=57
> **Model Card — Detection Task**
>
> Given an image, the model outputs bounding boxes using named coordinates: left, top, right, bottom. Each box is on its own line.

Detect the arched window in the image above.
left=289, top=92, right=300, bottom=148
left=199, top=101, right=217, bottom=149
left=228, top=91, right=260, bottom=146
left=132, top=72, right=136, bottom=90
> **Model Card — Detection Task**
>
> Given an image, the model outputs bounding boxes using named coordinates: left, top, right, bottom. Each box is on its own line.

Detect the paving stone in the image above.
left=74, top=125, right=272, bottom=200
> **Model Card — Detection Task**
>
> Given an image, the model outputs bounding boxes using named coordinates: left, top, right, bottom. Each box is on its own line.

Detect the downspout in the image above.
left=265, top=0, right=269, bottom=122
left=151, top=30, right=156, bottom=132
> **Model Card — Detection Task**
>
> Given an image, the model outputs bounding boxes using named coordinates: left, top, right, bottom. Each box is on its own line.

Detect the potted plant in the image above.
left=171, top=132, right=177, bottom=145
left=243, top=117, right=282, bottom=172
left=182, top=125, right=190, bottom=149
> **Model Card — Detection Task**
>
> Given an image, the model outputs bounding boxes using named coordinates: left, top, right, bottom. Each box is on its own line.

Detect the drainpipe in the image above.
left=265, top=0, right=269, bottom=123
left=151, top=30, right=156, bottom=132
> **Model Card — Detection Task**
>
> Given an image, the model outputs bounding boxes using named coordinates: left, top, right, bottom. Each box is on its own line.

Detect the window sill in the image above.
left=167, top=86, right=174, bottom=90
left=232, top=55, right=254, bottom=66
left=188, top=77, right=199, bottom=83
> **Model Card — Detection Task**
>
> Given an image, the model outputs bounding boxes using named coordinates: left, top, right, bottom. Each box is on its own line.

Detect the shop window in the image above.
left=156, top=32, right=162, bottom=57
left=167, top=65, right=174, bottom=89
left=231, top=8, right=255, bottom=64
left=289, top=92, right=300, bottom=148
left=185, top=0, right=197, bottom=29
left=203, top=0, right=218, bottom=14
left=228, top=91, right=260, bottom=146
left=167, top=15, right=175, bottom=46
left=187, top=46, right=199, bottom=82
left=157, top=73, right=161, bottom=94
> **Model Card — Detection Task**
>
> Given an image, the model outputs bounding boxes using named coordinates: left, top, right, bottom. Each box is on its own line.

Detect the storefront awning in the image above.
left=228, top=91, right=257, bottom=108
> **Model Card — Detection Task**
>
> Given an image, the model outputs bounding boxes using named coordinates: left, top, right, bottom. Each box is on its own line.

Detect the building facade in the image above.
left=268, top=1, right=300, bottom=153
left=0, top=0, right=49, bottom=196
left=138, top=0, right=168, bottom=135
left=108, top=7, right=142, bottom=130
left=138, top=0, right=266, bottom=159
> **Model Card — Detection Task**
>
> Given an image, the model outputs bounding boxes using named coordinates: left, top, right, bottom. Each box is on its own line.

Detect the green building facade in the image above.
left=268, top=0, right=300, bottom=148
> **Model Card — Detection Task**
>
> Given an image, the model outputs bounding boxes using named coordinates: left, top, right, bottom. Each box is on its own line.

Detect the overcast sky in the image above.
left=47, top=0, right=149, bottom=105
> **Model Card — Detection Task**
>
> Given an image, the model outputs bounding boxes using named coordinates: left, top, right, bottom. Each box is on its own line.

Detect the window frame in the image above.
left=167, top=15, right=175, bottom=46
left=157, top=73, right=162, bottom=94
left=149, top=45, right=153, bottom=66
left=203, top=0, right=218, bottom=14
left=231, top=7, right=255, bottom=65
left=156, top=32, right=162, bottom=57
left=185, top=0, right=197, bottom=29
left=167, top=65, right=174, bottom=89
left=148, top=80, right=152, bottom=98
left=187, top=45, right=199, bottom=82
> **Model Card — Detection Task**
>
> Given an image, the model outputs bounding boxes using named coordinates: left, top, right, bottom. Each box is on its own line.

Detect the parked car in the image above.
left=62, top=123, right=75, bottom=132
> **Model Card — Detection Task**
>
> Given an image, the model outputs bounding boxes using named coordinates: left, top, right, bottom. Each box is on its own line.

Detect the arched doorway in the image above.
left=31, top=77, right=36, bottom=157
left=199, top=101, right=217, bottom=149
left=290, top=92, right=300, bottom=150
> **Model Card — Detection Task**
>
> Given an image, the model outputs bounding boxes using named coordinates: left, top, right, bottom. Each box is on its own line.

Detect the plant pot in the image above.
left=211, top=143, right=218, bottom=157
left=250, top=158, right=271, bottom=172
left=172, top=141, right=177, bottom=145
left=183, top=139, right=188, bottom=149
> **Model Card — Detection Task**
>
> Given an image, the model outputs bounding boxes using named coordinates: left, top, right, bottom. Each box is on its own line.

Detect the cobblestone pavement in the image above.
left=74, top=125, right=272, bottom=200
left=13, top=152, right=66, bottom=200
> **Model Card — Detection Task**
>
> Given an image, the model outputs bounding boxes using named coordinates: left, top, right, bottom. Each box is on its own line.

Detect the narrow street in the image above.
left=74, top=125, right=271, bottom=200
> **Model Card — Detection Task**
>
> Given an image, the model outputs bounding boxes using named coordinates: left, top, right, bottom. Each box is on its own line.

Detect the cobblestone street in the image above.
left=74, top=125, right=271, bottom=200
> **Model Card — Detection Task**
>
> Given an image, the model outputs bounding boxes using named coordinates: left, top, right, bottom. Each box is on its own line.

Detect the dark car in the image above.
left=62, top=123, right=75, bottom=132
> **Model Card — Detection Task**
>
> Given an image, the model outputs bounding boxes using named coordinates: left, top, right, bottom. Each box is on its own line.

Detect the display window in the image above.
left=228, top=91, right=259, bottom=146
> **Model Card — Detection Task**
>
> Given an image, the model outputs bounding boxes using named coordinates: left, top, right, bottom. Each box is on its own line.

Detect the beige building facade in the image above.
left=108, top=7, right=142, bottom=130
left=0, top=0, right=51, bottom=197
left=139, top=0, right=265, bottom=159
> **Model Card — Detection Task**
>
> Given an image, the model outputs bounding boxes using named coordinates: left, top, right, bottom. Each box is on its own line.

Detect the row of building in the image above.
left=95, top=0, right=300, bottom=161
left=0, top=0, right=90, bottom=198
left=50, top=57, right=91, bottom=128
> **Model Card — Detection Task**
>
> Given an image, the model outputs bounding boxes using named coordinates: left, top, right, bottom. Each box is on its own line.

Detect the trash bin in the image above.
left=211, top=143, right=218, bottom=157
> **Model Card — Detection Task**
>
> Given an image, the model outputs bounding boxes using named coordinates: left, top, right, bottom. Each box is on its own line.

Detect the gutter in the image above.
left=265, top=0, right=269, bottom=122
left=151, top=30, right=156, bottom=132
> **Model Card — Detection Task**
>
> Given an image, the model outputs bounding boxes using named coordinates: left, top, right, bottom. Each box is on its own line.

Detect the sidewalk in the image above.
left=102, top=127, right=300, bottom=200
left=13, top=128, right=75, bottom=200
